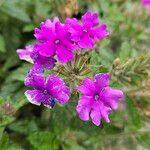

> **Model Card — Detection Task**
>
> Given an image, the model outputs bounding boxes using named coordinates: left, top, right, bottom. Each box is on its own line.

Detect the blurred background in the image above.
left=0, top=0, right=150, bottom=149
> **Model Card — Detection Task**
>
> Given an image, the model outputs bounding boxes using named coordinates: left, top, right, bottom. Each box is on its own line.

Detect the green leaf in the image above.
left=0, top=115, right=15, bottom=128
left=0, top=132, right=23, bottom=150
left=23, top=24, right=35, bottom=32
left=63, top=142, right=86, bottom=150
left=1, top=0, right=30, bottom=22
left=0, top=35, right=6, bottom=53
left=126, top=96, right=142, bottom=130
left=8, top=120, right=39, bottom=135
left=28, top=131, right=59, bottom=150
left=5, top=63, right=31, bottom=82
left=0, top=64, right=30, bottom=105
left=0, top=133, right=9, bottom=150
left=136, top=134, right=150, bottom=150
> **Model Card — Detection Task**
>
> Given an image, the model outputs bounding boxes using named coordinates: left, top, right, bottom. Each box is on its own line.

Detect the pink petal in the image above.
left=16, top=45, right=34, bottom=63
left=66, top=18, right=81, bottom=30
left=24, top=72, right=45, bottom=90
left=99, top=104, right=111, bottom=123
left=54, top=86, right=70, bottom=104
left=77, top=78, right=95, bottom=96
left=25, top=90, right=53, bottom=108
left=56, top=45, right=74, bottom=63
left=35, top=42, right=56, bottom=57
left=31, top=63, right=44, bottom=74
left=46, top=74, right=70, bottom=104
left=78, top=34, right=94, bottom=49
left=82, top=11, right=99, bottom=27
left=91, top=101, right=111, bottom=125
left=17, top=49, right=33, bottom=63
left=66, top=18, right=82, bottom=42
left=90, top=108, right=101, bottom=126
left=34, top=19, right=54, bottom=42
left=76, top=96, right=93, bottom=121
left=55, top=22, right=68, bottom=39
left=25, top=90, right=44, bottom=106
left=42, top=57, right=56, bottom=70
left=94, top=73, right=110, bottom=93
left=142, top=0, right=150, bottom=5
left=91, top=24, right=109, bottom=40
left=100, top=87, right=124, bottom=110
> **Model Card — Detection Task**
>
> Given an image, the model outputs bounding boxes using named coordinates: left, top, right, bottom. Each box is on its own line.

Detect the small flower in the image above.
left=17, top=45, right=34, bottom=63
left=34, top=18, right=76, bottom=63
left=17, top=44, right=56, bottom=73
left=66, top=11, right=109, bottom=49
left=76, top=73, right=124, bottom=126
left=142, top=0, right=150, bottom=5
left=141, top=0, right=150, bottom=12
left=25, top=72, right=71, bottom=108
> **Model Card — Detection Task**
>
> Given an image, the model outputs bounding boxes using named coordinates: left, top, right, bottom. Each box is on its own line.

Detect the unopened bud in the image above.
left=113, top=58, right=121, bottom=68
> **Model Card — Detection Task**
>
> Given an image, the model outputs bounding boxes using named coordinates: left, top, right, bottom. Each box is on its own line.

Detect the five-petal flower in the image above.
left=35, top=18, right=76, bottom=63
left=76, top=73, right=124, bottom=126
left=25, top=72, right=71, bottom=108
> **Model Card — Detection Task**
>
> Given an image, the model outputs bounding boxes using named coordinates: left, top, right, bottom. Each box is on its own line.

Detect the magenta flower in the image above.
left=34, top=18, right=76, bottom=63
left=25, top=72, right=71, bottom=108
left=17, top=45, right=56, bottom=73
left=141, top=0, right=150, bottom=12
left=142, top=0, right=150, bottom=5
left=17, top=45, right=34, bottom=63
left=66, top=11, right=109, bottom=49
left=76, top=73, right=124, bottom=126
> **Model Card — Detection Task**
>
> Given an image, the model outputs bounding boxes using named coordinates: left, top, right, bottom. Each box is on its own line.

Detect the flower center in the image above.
left=43, top=89, right=48, bottom=94
left=49, top=97, right=56, bottom=108
left=83, top=29, right=88, bottom=33
left=94, top=95, right=99, bottom=101
left=55, top=39, right=60, bottom=44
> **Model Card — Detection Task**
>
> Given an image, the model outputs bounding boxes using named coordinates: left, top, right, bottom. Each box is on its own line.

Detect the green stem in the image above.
left=0, top=127, right=4, bottom=140
left=41, top=108, right=51, bottom=126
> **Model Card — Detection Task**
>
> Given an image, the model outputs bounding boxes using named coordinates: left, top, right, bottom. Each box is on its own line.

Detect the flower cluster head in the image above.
left=17, top=11, right=124, bottom=126
left=76, top=73, right=124, bottom=126
left=17, top=11, right=109, bottom=69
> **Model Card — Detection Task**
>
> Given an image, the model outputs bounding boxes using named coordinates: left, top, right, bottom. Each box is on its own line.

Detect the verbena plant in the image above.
left=0, top=0, right=150, bottom=149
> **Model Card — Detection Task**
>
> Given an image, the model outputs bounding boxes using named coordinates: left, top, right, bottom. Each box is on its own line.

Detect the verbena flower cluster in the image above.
left=17, top=11, right=124, bottom=126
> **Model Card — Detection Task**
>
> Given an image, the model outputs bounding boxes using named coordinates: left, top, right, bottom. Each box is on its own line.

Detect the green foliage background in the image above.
left=0, top=0, right=150, bottom=149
